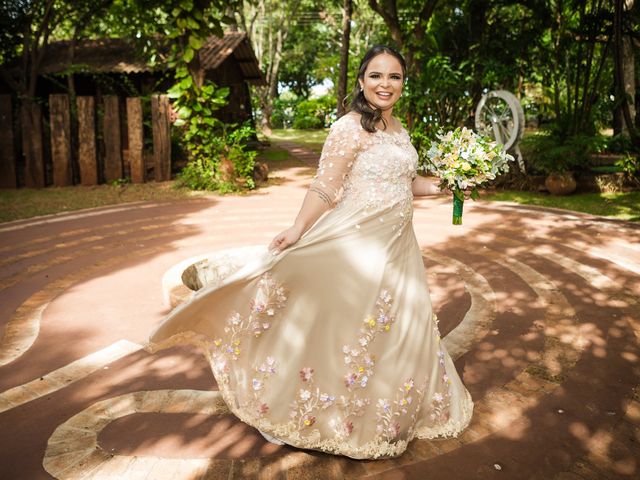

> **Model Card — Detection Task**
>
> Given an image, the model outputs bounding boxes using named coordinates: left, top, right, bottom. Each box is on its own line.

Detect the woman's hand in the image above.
left=268, top=224, right=304, bottom=254
left=412, top=175, right=449, bottom=196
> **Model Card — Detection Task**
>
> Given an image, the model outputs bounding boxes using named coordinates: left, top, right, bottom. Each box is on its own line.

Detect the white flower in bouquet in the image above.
left=422, top=127, right=514, bottom=224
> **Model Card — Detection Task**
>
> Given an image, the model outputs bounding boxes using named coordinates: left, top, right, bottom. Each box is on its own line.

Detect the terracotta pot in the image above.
left=545, top=171, right=577, bottom=195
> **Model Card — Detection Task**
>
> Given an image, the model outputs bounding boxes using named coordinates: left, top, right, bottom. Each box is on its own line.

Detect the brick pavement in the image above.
left=0, top=140, right=639, bottom=479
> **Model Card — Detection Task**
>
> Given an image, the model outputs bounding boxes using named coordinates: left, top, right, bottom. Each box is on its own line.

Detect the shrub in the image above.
left=271, top=97, right=298, bottom=129
left=606, top=134, right=636, bottom=154
left=292, top=95, right=336, bottom=129
left=520, top=131, right=606, bottom=174
left=175, top=124, right=257, bottom=192
left=615, top=154, right=640, bottom=180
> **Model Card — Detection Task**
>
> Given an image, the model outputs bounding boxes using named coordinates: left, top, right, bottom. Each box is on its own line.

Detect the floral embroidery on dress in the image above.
left=288, top=366, right=336, bottom=430
left=343, top=289, right=395, bottom=390
left=212, top=273, right=287, bottom=361
left=245, top=356, right=278, bottom=420
left=427, top=349, right=453, bottom=424
left=375, top=377, right=427, bottom=442
left=210, top=273, right=287, bottom=384
left=331, top=289, right=397, bottom=436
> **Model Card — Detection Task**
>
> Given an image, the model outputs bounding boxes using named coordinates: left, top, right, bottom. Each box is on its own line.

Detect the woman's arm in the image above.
left=268, top=189, right=331, bottom=253
left=412, top=175, right=448, bottom=196
left=268, top=115, right=360, bottom=254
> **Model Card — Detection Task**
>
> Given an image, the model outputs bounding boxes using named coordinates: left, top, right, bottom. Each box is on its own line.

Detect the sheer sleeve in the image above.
left=308, top=114, right=361, bottom=206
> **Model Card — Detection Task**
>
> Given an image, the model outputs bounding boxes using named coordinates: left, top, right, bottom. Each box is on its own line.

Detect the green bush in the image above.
left=271, top=97, right=298, bottom=128
left=606, top=134, right=636, bottom=154
left=521, top=131, right=606, bottom=174
left=175, top=124, right=257, bottom=193
left=292, top=114, right=323, bottom=129
left=615, top=154, right=640, bottom=180
left=168, top=65, right=257, bottom=193
left=291, top=95, right=336, bottom=129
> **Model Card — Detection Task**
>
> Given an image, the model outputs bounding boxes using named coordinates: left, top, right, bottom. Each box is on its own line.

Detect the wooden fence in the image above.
left=0, top=94, right=171, bottom=189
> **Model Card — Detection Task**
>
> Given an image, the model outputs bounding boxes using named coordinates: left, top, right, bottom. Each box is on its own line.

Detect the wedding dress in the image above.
left=146, top=112, right=474, bottom=459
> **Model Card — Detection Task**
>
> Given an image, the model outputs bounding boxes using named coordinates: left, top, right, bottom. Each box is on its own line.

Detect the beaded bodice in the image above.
left=310, top=113, right=419, bottom=212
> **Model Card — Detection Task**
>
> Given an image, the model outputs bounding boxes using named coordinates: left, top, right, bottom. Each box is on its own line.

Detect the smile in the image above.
left=375, top=92, right=392, bottom=99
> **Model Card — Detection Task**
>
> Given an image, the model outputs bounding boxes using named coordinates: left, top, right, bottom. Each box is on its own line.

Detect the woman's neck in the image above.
left=380, top=108, right=394, bottom=123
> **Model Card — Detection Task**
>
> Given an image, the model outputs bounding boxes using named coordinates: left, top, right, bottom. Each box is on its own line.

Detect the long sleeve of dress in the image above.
left=308, top=114, right=362, bottom=206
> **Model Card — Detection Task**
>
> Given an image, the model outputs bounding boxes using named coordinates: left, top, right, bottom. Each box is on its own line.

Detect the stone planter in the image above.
left=545, top=171, right=577, bottom=195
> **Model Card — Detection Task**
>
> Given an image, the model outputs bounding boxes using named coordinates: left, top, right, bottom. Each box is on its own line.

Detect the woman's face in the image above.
left=358, top=53, right=404, bottom=111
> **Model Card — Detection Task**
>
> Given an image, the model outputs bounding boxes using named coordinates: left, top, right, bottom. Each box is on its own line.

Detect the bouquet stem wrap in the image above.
left=452, top=191, right=464, bottom=225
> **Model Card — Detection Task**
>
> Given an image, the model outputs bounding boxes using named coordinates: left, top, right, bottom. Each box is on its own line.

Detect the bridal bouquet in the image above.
left=423, top=127, right=514, bottom=225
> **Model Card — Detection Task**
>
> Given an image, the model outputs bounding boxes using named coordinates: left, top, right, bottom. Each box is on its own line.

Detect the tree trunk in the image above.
left=20, top=100, right=45, bottom=188
left=620, top=35, right=636, bottom=135
left=151, top=95, right=171, bottom=182
left=0, top=95, right=17, bottom=188
left=613, top=0, right=639, bottom=142
left=337, top=0, right=352, bottom=118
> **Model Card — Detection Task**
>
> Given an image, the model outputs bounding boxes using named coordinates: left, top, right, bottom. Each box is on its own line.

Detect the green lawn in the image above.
left=260, top=148, right=291, bottom=162
left=0, top=182, right=200, bottom=223
left=484, top=190, right=640, bottom=222
left=268, top=128, right=329, bottom=153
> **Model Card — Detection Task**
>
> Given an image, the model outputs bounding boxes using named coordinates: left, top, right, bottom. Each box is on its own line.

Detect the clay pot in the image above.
left=253, top=161, right=269, bottom=183
left=545, top=171, right=577, bottom=195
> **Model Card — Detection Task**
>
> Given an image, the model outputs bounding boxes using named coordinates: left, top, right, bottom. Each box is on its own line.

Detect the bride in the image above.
left=147, top=45, right=474, bottom=459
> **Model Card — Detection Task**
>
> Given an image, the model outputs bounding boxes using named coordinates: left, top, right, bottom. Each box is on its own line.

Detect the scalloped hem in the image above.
left=144, top=331, right=475, bottom=460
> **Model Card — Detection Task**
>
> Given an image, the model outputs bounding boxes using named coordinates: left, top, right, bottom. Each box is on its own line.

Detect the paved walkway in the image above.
left=1, top=141, right=639, bottom=479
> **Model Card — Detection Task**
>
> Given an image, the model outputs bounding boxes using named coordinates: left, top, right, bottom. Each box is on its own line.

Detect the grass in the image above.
left=484, top=190, right=640, bottom=222
left=0, top=182, right=201, bottom=223
left=0, top=143, right=299, bottom=223
left=260, top=148, right=291, bottom=162
left=268, top=128, right=329, bottom=153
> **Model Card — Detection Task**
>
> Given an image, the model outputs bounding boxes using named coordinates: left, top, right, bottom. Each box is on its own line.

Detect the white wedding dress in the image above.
left=146, top=112, right=474, bottom=459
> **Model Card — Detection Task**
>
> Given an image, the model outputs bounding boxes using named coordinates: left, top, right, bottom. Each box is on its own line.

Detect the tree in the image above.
left=235, top=0, right=302, bottom=132
left=367, top=0, right=439, bottom=73
left=613, top=0, right=639, bottom=143
left=337, top=0, right=352, bottom=117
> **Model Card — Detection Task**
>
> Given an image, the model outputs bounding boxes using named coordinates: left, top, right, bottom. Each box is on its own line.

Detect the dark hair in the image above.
left=344, top=45, right=407, bottom=133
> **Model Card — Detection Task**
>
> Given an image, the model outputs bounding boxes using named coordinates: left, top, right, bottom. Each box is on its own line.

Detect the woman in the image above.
left=147, top=45, right=474, bottom=459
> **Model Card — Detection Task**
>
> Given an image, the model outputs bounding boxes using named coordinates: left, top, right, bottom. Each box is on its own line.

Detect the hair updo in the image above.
left=344, top=45, right=407, bottom=133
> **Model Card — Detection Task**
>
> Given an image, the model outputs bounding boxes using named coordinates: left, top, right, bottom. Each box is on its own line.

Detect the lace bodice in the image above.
left=310, top=113, right=419, bottom=212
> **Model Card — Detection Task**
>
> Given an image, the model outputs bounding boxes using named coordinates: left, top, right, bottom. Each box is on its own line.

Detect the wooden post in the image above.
left=77, top=96, right=97, bottom=185
left=76, top=97, right=98, bottom=186
left=103, top=95, right=122, bottom=182
left=20, top=100, right=45, bottom=188
left=151, top=95, right=171, bottom=181
left=49, top=94, right=73, bottom=186
left=0, top=95, right=17, bottom=188
left=126, top=97, right=144, bottom=183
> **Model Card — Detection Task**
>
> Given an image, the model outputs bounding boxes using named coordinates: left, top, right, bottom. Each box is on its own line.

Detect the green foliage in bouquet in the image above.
left=423, top=127, right=514, bottom=224
left=423, top=127, right=514, bottom=196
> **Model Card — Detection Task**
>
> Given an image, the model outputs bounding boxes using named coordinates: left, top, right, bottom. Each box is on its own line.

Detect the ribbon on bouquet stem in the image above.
left=452, top=190, right=464, bottom=225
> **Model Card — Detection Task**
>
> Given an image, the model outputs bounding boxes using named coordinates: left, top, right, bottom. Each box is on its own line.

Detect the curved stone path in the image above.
left=0, top=142, right=639, bottom=479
